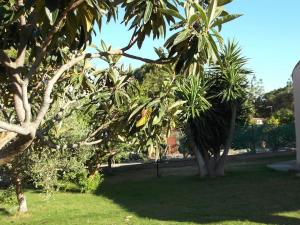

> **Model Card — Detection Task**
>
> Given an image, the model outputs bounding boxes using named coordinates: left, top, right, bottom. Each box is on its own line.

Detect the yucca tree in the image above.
left=178, top=41, right=251, bottom=177
left=211, top=40, right=251, bottom=175
left=176, top=74, right=212, bottom=176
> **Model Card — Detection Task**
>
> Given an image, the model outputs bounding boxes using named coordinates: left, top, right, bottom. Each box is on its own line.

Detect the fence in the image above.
left=232, top=123, right=296, bottom=152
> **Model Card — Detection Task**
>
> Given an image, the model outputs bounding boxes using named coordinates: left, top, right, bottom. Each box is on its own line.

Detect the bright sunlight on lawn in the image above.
left=1, top=155, right=300, bottom=225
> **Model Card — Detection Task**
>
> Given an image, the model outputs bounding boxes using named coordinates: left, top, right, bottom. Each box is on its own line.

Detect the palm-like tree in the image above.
left=176, top=74, right=212, bottom=176
left=177, top=40, right=251, bottom=177
left=212, top=40, right=252, bottom=175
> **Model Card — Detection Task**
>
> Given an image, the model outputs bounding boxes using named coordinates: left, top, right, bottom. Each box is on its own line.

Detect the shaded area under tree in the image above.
left=98, top=156, right=300, bottom=225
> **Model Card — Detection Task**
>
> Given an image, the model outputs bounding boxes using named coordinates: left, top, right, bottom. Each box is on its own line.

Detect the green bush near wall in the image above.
left=233, top=123, right=295, bottom=152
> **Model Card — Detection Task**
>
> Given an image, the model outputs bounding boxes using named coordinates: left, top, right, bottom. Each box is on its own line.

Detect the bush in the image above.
left=233, top=123, right=296, bottom=151
left=265, top=116, right=280, bottom=126
left=178, top=133, right=192, bottom=158
left=273, top=108, right=294, bottom=124
left=0, top=186, right=17, bottom=205
left=76, top=170, right=103, bottom=193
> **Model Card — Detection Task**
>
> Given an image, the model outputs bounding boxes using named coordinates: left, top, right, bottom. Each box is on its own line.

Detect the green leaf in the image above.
left=207, top=0, right=218, bottom=26
left=100, top=40, right=107, bottom=51
left=45, top=8, right=59, bottom=25
left=211, top=28, right=224, bottom=46
left=188, top=14, right=199, bottom=26
left=144, top=1, right=153, bottom=24
left=173, top=29, right=190, bottom=45
left=207, top=34, right=222, bottom=64
left=193, top=3, right=208, bottom=27
left=168, top=100, right=186, bottom=111
left=152, top=115, right=161, bottom=125
left=148, top=98, right=161, bottom=107
left=159, top=8, right=185, bottom=20
left=217, top=0, right=233, bottom=6
left=128, top=102, right=148, bottom=121
left=212, top=14, right=242, bottom=28
left=197, top=35, right=205, bottom=52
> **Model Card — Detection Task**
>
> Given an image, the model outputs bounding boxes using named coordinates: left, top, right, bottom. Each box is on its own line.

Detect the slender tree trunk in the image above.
left=107, top=155, right=113, bottom=175
left=13, top=168, right=28, bottom=213
left=215, top=104, right=237, bottom=176
left=193, top=147, right=208, bottom=177
left=186, top=123, right=207, bottom=177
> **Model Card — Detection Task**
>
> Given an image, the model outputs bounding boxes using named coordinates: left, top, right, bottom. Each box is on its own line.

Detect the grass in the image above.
left=1, top=155, right=300, bottom=225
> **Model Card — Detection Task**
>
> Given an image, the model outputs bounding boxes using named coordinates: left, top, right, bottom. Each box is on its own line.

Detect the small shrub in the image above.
left=265, top=116, right=280, bottom=126
left=0, top=186, right=17, bottom=205
left=76, top=170, right=103, bottom=193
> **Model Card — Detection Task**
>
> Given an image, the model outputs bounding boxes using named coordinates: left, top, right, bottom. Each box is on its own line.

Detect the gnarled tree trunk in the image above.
left=0, top=132, right=18, bottom=150
left=189, top=103, right=238, bottom=177
left=13, top=167, right=28, bottom=213
left=0, top=134, right=34, bottom=166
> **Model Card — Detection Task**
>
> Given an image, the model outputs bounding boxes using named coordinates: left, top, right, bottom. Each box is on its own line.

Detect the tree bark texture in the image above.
left=190, top=104, right=237, bottom=177
left=0, top=135, right=34, bottom=166
left=13, top=169, right=28, bottom=213
left=186, top=123, right=207, bottom=177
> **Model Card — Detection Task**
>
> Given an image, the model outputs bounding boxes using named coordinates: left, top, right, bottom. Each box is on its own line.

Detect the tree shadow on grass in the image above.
left=0, top=208, right=11, bottom=216
left=97, top=167, right=300, bottom=225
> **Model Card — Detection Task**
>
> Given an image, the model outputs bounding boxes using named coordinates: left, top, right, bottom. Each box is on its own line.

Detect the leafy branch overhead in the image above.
left=164, top=0, right=241, bottom=73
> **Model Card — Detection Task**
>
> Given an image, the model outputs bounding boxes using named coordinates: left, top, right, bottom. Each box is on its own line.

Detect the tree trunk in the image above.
left=13, top=170, right=28, bottom=213
left=193, top=147, right=208, bottom=177
left=107, top=155, right=113, bottom=175
left=87, top=151, right=102, bottom=176
left=215, top=104, right=237, bottom=176
left=0, top=134, right=34, bottom=166
left=214, top=160, right=225, bottom=176
left=0, top=132, right=18, bottom=150
left=186, top=123, right=207, bottom=177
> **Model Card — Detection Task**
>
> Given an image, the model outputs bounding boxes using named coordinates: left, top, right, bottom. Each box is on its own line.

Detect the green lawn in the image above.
left=1, top=155, right=300, bottom=225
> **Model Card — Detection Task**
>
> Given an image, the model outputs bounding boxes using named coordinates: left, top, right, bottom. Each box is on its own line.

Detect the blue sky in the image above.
left=92, top=0, right=300, bottom=92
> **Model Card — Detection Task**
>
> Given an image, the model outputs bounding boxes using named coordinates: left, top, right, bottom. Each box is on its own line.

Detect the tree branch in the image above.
left=14, top=0, right=32, bottom=123
left=21, top=82, right=31, bottom=122
left=15, top=0, right=27, bottom=66
left=121, top=27, right=139, bottom=52
left=26, top=0, right=85, bottom=81
left=11, top=74, right=26, bottom=123
left=33, top=47, right=174, bottom=127
left=0, top=50, right=15, bottom=69
left=122, top=52, right=174, bottom=64
left=0, top=121, right=30, bottom=135
left=80, top=139, right=103, bottom=146
left=33, top=53, right=97, bottom=127
left=86, top=118, right=117, bottom=141
left=36, top=132, right=102, bottom=150
left=69, top=0, right=86, bottom=11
